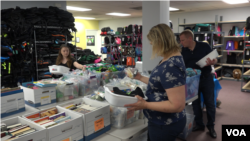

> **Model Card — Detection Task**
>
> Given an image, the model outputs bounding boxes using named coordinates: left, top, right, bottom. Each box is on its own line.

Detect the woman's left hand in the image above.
left=124, top=95, right=148, bottom=111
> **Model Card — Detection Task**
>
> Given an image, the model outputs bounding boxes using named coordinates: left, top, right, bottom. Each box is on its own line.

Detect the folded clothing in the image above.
left=113, top=87, right=145, bottom=98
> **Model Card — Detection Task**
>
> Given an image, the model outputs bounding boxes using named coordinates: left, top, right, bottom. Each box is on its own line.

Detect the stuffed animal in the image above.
left=233, top=69, right=242, bottom=80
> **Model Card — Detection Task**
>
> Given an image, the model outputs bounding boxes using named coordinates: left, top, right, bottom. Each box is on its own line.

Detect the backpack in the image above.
left=133, top=36, right=137, bottom=45
left=115, top=37, right=121, bottom=45
left=238, top=40, right=244, bottom=50
left=228, top=26, right=239, bottom=36
left=126, top=57, right=135, bottom=66
left=127, top=36, right=132, bottom=46
left=239, top=28, right=245, bottom=36
left=236, top=53, right=243, bottom=64
left=110, top=35, right=115, bottom=44
left=193, top=24, right=211, bottom=32
left=136, top=47, right=142, bottom=57
left=226, top=53, right=236, bottom=64
left=127, top=24, right=133, bottom=34
left=139, top=25, right=142, bottom=34
left=246, top=16, right=250, bottom=30
left=134, top=25, right=139, bottom=34
left=244, top=49, right=250, bottom=60
left=121, top=36, right=128, bottom=45
left=226, top=40, right=235, bottom=50
left=101, top=47, right=107, bottom=54
left=138, top=36, right=142, bottom=45
left=234, top=41, right=239, bottom=50
left=117, top=27, right=123, bottom=33
left=104, top=36, right=110, bottom=44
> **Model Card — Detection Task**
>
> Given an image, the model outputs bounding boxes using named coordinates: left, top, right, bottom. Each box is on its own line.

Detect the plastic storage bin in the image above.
left=104, top=86, right=147, bottom=107
left=178, top=113, right=195, bottom=139
left=110, top=105, right=139, bottom=129
left=49, top=65, right=70, bottom=74
left=185, top=74, right=201, bottom=101
left=55, top=81, right=79, bottom=102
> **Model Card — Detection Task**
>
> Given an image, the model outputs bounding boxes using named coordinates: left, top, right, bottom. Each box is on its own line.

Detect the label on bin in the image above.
left=62, top=137, right=71, bottom=141
left=90, top=75, right=96, bottom=79
left=41, top=95, right=51, bottom=105
left=188, top=122, right=192, bottom=130
left=127, top=110, right=135, bottom=119
left=94, top=118, right=104, bottom=132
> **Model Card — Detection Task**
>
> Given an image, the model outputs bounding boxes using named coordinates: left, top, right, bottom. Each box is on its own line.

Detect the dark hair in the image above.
left=56, top=44, right=73, bottom=68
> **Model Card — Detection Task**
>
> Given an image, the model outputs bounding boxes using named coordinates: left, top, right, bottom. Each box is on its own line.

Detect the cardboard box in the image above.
left=21, top=82, right=57, bottom=108
left=1, top=89, right=25, bottom=118
left=58, top=97, right=111, bottom=141
left=23, top=106, right=84, bottom=141
left=1, top=116, right=47, bottom=141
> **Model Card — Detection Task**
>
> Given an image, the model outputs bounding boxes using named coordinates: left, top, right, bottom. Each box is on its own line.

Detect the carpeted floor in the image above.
left=176, top=80, right=250, bottom=141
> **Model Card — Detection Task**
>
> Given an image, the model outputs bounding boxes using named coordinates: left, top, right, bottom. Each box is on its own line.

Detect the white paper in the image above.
left=196, top=50, right=219, bottom=68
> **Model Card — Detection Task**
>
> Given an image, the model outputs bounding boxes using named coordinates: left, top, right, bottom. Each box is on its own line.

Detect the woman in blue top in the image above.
left=125, top=24, right=187, bottom=141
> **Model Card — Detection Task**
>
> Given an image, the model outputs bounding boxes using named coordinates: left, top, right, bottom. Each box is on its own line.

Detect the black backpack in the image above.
left=246, top=16, right=250, bottom=30
left=134, top=25, right=139, bottom=34
left=121, top=36, right=128, bottom=45
left=104, top=36, right=110, bottom=44
left=110, top=35, right=115, bottom=44
left=226, top=53, right=237, bottom=64
left=127, top=24, right=133, bottom=34
left=139, top=25, right=142, bottom=34
left=238, top=40, right=244, bottom=50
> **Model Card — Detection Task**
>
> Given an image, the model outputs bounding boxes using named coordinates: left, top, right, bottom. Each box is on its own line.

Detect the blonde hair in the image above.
left=147, top=23, right=181, bottom=59
left=180, top=30, right=194, bottom=40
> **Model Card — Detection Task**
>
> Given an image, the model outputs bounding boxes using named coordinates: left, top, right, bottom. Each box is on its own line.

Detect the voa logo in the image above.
left=226, top=129, right=246, bottom=136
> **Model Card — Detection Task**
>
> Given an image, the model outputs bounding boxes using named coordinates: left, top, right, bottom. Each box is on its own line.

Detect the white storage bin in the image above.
left=49, top=65, right=70, bottom=74
left=21, top=82, right=56, bottom=108
left=58, top=96, right=111, bottom=141
left=104, top=86, right=147, bottom=107
left=1, top=116, right=47, bottom=141
left=23, top=106, right=84, bottom=141
left=1, top=89, right=25, bottom=118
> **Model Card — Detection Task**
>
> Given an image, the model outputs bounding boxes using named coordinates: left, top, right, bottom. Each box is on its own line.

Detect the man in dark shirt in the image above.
left=180, top=30, right=217, bottom=138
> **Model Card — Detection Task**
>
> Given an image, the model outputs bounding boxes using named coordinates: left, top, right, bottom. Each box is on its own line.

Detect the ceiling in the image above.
left=66, top=1, right=250, bottom=20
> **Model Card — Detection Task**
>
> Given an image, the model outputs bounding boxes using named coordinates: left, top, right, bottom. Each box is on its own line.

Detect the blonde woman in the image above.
left=125, top=24, right=186, bottom=141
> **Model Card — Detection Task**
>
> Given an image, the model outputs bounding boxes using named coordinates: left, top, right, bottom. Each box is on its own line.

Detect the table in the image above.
left=91, top=133, right=121, bottom=141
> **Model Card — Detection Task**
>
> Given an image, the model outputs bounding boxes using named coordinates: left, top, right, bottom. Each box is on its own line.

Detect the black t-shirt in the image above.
left=58, top=58, right=76, bottom=71
left=181, top=41, right=212, bottom=76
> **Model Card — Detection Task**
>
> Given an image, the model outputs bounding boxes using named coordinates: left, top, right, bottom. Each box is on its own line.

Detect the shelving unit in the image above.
left=178, top=19, right=248, bottom=82
left=34, top=25, right=76, bottom=80
left=241, top=30, right=250, bottom=92
left=100, top=32, right=142, bottom=67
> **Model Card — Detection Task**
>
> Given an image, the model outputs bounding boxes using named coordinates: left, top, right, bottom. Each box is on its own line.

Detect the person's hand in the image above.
left=124, top=95, right=147, bottom=111
left=134, top=72, right=142, bottom=80
left=205, top=58, right=216, bottom=66
left=82, top=66, right=86, bottom=71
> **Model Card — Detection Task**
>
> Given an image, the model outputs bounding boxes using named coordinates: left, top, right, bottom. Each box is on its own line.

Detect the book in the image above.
left=11, top=127, right=31, bottom=136
left=49, top=112, right=66, bottom=120
left=7, top=123, right=22, bottom=130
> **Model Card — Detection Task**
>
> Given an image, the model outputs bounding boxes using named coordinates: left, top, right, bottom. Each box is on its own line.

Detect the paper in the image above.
left=127, top=110, right=135, bottom=119
left=196, top=37, right=199, bottom=41
left=196, top=50, right=219, bottom=68
left=205, top=33, right=207, bottom=37
left=41, top=95, right=51, bottom=105
left=247, top=50, right=249, bottom=55
left=94, top=118, right=104, bottom=132
left=229, top=43, right=231, bottom=46
left=5, top=98, right=18, bottom=113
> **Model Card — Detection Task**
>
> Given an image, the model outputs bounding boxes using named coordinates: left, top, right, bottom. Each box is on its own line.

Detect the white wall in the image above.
left=1, top=1, right=66, bottom=10
left=99, top=6, right=250, bottom=33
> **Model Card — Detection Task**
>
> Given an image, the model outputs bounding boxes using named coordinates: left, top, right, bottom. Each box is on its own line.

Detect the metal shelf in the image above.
left=222, top=76, right=241, bottom=81
left=222, top=50, right=243, bottom=53
left=245, top=47, right=250, bottom=49
left=218, top=63, right=250, bottom=68
left=217, top=55, right=223, bottom=59
left=37, top=68, right=49, bottom=71
left=34, top=25, right=66, bottom=29
left=179, top=20, right=245, bottom=26
left=215, top=66, right=222, bottom=71
left=213, top=44, right=223, bottom=48
left=244, top=60, right=250, bottom=64
left=242, top=81, right=250, bottom=92
left=243, top=69, right=250, bottom=76
left=224, top=36, right=244, bottom=38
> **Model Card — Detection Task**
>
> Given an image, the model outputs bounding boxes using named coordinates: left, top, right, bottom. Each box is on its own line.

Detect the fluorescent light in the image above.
left=106, top=13, right=131, bottom=16
left=75, top=17, right=95, bottom=20
left=67, top=6, right=91, bottom=11
left=222, top=0, right=249, bottom=4
left=169, top=7, right=179, bottom=11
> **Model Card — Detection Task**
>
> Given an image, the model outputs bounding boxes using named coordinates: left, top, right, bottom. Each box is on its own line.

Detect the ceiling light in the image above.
left=75, top=17, right=95, bottom=20
left=169, top=7, right=179, bottom=11
left=67, top=6, right=91, bottom=11
left=222, top=0, right=249, bottom=4
left=106, top=13, right=131, bottom=16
